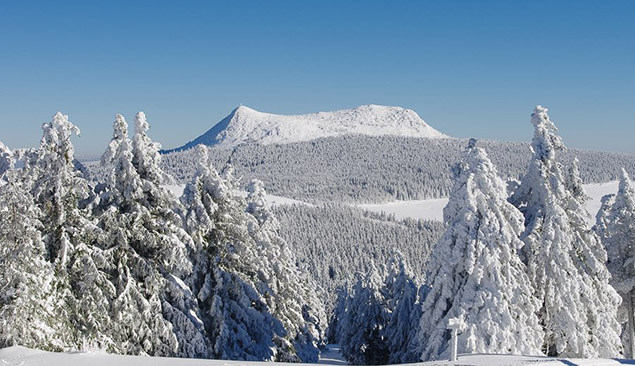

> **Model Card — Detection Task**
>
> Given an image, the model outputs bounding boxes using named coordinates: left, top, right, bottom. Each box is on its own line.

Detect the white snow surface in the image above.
left=1, top=345, right=631, bottom=366
left=164, top=184, right=312, bottom=207
left=358, top=198, right=448, bottom=222
left=359, top=181, right=620, bottom=227
left=584, top=180, right=620, bottom=225
left=166, top=181, right=618, bottom=227
left=172, top=104, right=447, bottom=150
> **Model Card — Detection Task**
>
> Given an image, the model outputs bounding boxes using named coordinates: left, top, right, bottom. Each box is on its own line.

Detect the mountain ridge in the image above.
left=164, top=104, right=447, bottom=152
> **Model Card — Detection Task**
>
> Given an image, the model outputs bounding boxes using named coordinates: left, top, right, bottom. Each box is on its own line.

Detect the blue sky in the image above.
left=1, top=1, right=634, bottom=159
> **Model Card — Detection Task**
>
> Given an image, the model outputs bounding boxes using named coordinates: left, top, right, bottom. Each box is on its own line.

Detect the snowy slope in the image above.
left=167, top=104, right=447, bottom=151
left=163, top=184, right=313, bottom=207
left=0, top=345, right=630, bottom=366
left=165, top=181, right=618, bottom=226
left=358, top=181, right=619, bottom=227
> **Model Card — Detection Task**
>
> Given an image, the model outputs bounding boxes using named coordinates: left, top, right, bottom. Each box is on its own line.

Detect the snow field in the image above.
left=357, top=181, right=620, bottom=227
left=1, top=346, right=632, bottom=366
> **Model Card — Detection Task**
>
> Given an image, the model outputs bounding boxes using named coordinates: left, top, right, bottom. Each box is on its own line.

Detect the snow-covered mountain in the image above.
left=166, top=104, right=447, bottom=151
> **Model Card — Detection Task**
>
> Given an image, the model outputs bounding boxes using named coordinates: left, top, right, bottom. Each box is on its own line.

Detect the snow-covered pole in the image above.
left=447, top=317, right=464, bottom=361
left=629, top=293, right=635, bottom=358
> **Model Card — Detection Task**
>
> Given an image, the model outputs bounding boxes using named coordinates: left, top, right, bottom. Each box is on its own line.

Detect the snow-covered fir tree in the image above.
left=0, top=141, right=13, bottom=176
left=181, top=149, right=325, bottom=362
left=595, top=169, right=635, bottom=356
left=596, top=169, right=635, bottom=295
left=97, top=114, right=204, bottom=357
left=510, top=106, right=622, bottom=357
left=26, top=112, right=88, bottom=266
left=382, top=254, right=421, bottom=364
left=0, top=170, right=58, bottom=349
left=1, top=117, right=113, bottom=350
left=246, top=179, right=327, bottom=362
left=566, top=158, right=588, bottom=203
left=23, top=112, right=113, bottom=349
left=132, top=112, right=175, bottom=185
left=180, top=146, right=280, bottom=361
left=327, top=287, right=349, bottom=345
left=417, top=139, right=544, bottom=361
left=339, top=264, right=389, bottom=365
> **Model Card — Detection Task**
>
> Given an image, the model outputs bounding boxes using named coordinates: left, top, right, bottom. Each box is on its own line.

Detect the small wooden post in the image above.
left=447, top=317, right=464, bottom=362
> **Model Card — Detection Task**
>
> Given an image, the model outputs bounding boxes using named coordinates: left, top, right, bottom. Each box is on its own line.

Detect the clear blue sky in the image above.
left=1, top=1, right=633, bottom=159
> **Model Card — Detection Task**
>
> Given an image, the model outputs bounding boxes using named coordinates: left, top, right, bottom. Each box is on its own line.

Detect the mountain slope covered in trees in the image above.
left=156, top=136, right=635, bottom=204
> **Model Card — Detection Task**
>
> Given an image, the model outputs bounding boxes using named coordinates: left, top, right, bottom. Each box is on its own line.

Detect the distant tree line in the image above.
left=155, top=135, right=635, bottom=204
left=273, top=203, right=444, bottom=311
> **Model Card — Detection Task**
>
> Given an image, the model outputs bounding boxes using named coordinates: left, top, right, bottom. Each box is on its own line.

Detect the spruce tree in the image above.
left=0, top=141, right=13, bottom=176
left=27, top=112, right=88, bottom=266
left=510, top=106, right=621, bottom=357
left=181, top=146, right=278, bottom=361
left=566, top=158, right=587, bottom=203
left=0, top=170, right=58, bottom=349
left=595, top=169, right=635, bottom=356
left=339, top=265, right=389, bottom=365
left=418, top=139, right=543, bottom=361
left=246, top=179, right=327, bottom=362
left=383, top=255, right=421, bottom=364
left=328, top=286, right=349, bottom=345
left=98, top=114, right=203, bottom=356
left=24, top=112, right=110, bottom=348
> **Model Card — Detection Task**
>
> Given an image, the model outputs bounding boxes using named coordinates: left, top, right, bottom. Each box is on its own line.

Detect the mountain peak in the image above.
left=233, top=105, right=258, bottom=114
left=167, top=105, right=448, bottom=152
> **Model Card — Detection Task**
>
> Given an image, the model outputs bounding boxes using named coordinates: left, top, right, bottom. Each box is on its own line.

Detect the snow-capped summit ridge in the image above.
left=169, top=104, right=447, bottom=151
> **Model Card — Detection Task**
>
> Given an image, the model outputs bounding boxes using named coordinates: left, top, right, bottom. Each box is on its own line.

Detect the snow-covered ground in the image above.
left=166, top=181, right=619, bottom=228
left=164, top=184, right=313, bottom=207
left=1, top=345, right=633, bottom=366
left=359, top=181, right=620, bottom=227
left=170, top=104, right=447, bottom=151
left=318, top=345, right=347, bottom=365
left=358, top=198, right=448, bottom=222
left=584, top=180, right=620, bottom=225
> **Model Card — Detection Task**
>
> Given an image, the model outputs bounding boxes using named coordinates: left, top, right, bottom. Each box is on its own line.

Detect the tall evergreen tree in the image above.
left=24, top=112, right=110, bottom=348
left=27, top=112, right=88, bottom=266
left=384, top=254, right=421, bottom=364
left=98, top=114, right=203, bottom=356
left=181, top=146, right=278, bottom=361
left=418, top=139, right=543, bottom=361
left=595, top=169, right=635, bottom=356
left=339, top=265, right=389, bottom=365
left=132, top=112, right=175, bottom=185
left=0, top=141, right=13, bottom=176
left=0, top=170, right=58, bottom=349
left=566, top=158, right=587, bottom=203
left=510, top=106, right=621, bottom=357
left=382, top=255, right=421, bottom=364
left=327, top=286, right=350, bottom=345
left=246, top=179, right=327, bottom=362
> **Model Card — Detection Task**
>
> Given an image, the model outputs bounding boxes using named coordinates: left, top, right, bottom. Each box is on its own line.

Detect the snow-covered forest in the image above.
left=2, top=106, right=635, bottom=365
left=154, top=135, right=635, bottom=204
left=274, top=204, right=444, bottom=310
left=0, top=113, right=326, bottom=362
